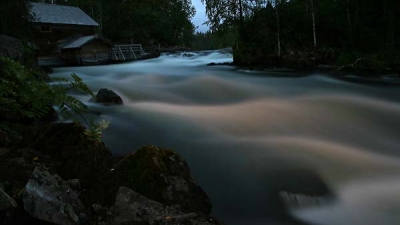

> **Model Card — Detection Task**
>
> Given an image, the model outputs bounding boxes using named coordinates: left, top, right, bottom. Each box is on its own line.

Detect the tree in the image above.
left=0, top=0, right=32, bottom=39
left=309, top=0, right=317, bottom=47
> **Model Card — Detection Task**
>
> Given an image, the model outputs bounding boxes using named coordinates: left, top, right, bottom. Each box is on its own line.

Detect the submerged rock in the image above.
left=94, top=88, right=123, bottom=105
left=112, top=187, right=220, bottom=225
left=23, top=166, right=88, bottom=225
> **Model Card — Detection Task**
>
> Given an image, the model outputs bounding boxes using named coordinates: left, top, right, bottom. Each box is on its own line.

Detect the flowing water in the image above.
left=52, top=51, right=400, bottom=225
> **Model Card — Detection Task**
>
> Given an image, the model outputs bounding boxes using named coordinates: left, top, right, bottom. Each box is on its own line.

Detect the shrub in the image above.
left=0, top=57, right=106, bottom=143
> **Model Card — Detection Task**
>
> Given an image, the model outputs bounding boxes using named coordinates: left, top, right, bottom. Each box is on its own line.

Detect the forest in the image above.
left=1, top=0, right=399, bottom=67
left=0, top=0, right=196, bottom=47
left=200, top=0, right=400, bottom=67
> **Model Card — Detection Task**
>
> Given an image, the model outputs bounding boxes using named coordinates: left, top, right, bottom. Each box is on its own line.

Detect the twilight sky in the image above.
left=191, top=0, right=209, bottom=32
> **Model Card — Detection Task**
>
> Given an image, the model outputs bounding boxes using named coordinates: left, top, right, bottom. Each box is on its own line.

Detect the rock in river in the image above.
left=94, top=88, right=123, bottom=105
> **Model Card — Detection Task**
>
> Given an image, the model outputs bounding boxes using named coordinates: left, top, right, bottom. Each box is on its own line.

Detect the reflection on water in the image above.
left=52, top=51, right=400, bottom=225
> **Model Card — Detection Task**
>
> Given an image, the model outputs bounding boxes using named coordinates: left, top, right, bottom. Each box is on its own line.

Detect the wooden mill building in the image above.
left=30, top=2, right=112, bottom=65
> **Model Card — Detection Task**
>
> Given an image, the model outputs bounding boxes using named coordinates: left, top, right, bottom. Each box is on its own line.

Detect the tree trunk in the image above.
left=385, top=0, right=395, bottom=53
left=238, top=0, right=244, bottom=27
left=346, top=0, right=351, bottom=29
left=310, top=0, right=317, bottom=48
left=275, top=0, right=281, bottom=57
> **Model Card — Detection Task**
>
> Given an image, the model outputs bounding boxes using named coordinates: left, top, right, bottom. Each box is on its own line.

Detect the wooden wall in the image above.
left=61, top=40, right=111, bottom=65
left=32, top=23, right=96, bottom=57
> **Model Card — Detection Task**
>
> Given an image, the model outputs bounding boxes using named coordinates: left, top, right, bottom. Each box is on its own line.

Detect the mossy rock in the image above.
left=84, top=145, right=212, bottom=214
left=13, top=123, right=114, bottom=186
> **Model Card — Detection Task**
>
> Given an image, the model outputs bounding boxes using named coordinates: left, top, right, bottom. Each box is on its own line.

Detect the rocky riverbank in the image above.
left=233, top=47, right=400, bottom=77
left=0, top=123, right=222, bottom=225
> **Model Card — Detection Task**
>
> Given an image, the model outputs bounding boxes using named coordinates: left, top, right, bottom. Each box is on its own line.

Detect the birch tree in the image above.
left=273, top=0, right=281, bottom=57
left=309, top=0, right=317, bottom=47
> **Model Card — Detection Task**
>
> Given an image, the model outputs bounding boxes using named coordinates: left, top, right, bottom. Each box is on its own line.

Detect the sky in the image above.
left=191, top=0, right=209, bottom=32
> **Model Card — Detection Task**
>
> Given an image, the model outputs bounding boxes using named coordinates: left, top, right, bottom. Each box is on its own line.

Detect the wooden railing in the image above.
left=112, top=44, right=160, bottom=61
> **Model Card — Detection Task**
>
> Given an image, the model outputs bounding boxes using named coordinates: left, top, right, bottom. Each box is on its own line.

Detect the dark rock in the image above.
left=183, top=52, right=196, bottom=57
left=0, top=35, right=39, bottom=68
left=91, top=204, right=112, bottom=225
left=66, top=179, right=81, bottom=194
left=14, top=123, right=114, bottom=186
left=0, top=148, right=9, bottom=158
left=207, top=62, right=233, bottom=66
left=94, top=88, right=123, bottom=105
left=0, top=189, right=17, bottom=211
left=318, top=64, right=338, bottom=71
left=337, top=58, right=392, bottom=76
left=41, top=66, right=53, bottom=74
left=218, top=47, right=233, bottom=54
left=40, top=106, right=58, bottom=122
left=100, top=145, right=212, bottom=214
left=111, top=187, right=220, bottom=225
left=0, top=148, right=56, bottom=198
left=0, top=35, right=24, bottom=61
left=390, top=63, right=400, bottom=76
left=23, top=166, right=88, bottom=225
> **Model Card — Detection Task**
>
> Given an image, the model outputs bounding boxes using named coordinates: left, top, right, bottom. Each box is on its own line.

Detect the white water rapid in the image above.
left=52, top=51, right=400, bottom=225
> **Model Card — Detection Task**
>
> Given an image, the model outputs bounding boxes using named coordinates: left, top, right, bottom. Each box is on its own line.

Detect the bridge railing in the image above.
left=112, top=44, right=160, bottom=61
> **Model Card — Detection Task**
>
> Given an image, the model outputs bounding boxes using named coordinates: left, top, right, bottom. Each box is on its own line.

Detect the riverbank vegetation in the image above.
left=201, top=0, right=400, bottom=70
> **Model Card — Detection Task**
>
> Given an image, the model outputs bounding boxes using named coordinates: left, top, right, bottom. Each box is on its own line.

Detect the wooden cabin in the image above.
left=30, top=2, right=112, bottom=66
left=59, top=35, right=113, bottom=65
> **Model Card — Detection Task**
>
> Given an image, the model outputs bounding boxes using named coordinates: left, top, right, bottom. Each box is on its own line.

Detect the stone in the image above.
left=0, top=148, right=56, bottom=198
left=0, top=35, right=24, bottom=61
left=15, top=123, right=114, bottom=186
left=105, top=145, right=212, bottom=214
left=0, top=189, right=17, bottom=211
left=390, top=63, right=400, bottom=76
left=66, top=179, right=81, bottom=193
left=94, top=88, right=123, bottom=105
left=23, top=166, right=88, bottom=225
left=218, top=47, right=233, bottom=54
left=91, top=204, right=113, bottom=225
left=111, top=187, right=220, bottom=225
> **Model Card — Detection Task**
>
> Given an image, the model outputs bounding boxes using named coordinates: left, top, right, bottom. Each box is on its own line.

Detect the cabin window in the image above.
left=41, top=26, right=52, bottom=32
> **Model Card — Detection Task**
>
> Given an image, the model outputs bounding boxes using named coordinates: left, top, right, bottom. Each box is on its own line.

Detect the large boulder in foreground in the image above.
left=23, top=166, right=88, bottom=225
left=94, top=88, right=123, bottom=105
left=0, top=148, right=55, bottom=198
left=94, top=145, right=212, bottom=214
left=15, top=123, right=114, bottom=185
left=112, top=187, right=220, bottom=225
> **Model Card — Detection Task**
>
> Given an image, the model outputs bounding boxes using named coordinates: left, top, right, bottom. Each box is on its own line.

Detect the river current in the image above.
left=52, top=51, right=400, bottom=225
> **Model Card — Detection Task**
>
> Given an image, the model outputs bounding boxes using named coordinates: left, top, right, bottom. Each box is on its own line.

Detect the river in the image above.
left=52, top=51, right=400, bottom=225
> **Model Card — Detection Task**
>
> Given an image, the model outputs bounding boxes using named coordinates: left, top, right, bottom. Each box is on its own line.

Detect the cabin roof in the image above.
left=61, top=35, right=112, bottom=49
left=30, top=2, right=99, bottom=26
